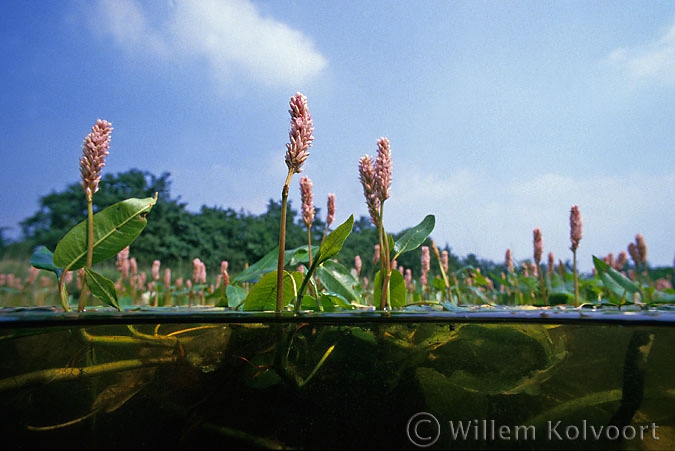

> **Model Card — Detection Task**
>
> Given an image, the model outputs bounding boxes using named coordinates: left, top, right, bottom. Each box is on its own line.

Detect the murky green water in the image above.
left=1, top=307, right=673, bottom=449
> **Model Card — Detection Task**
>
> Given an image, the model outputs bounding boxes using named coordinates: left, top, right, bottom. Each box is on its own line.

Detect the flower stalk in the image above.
left=359, top=137, right=393, bottom=309
left=569, top=205, right=583, bottom=306
left=300, top=176, right=315, bottom=266
left=533, top=227, right=547, bottom=303
left=277, top=93, right=314, bottom=312
left=75, top=119, right=113, bottom=312
left=322, top=193, right=336, bottom=244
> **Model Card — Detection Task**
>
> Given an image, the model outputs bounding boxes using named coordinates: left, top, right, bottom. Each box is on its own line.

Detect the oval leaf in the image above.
left=373, top=269, right=407, bottom=309
left=243, top=270, right=303, bottom=311
left=84, top=267, right=120, bottom=310
left=54, top=196, right=157, bottom=270
left=393, top=214, right=435, bottom=259
left=315, top=260, right=362, bottom=304
left=593, top=255, right=639, bottom=295
left=232, top=245, right=319, bottom=284
left=30, top=245, right=62, bottom=279
left=315, top=215, right=354, bottom=266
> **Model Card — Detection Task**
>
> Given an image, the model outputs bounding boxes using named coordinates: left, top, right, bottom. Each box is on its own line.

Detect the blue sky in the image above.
left=1, top=0, right=674, bottom=272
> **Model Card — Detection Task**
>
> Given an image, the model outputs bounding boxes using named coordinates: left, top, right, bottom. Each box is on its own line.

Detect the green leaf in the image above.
left=315, top=260, right=363, bottom=304
left=392, top=214, right=435, bottom=259
left=243, top=270, right=303, bottom=311
left=225, top=285, right=248, bottom=309
left=318, top=293, right=353, bottom=310
left=53, top=196, right=157, bottom=271
left=314, top=215, right=354, bottom=266
left=389, top=269, right=407, bottom=308
left=593, top=255, right=639, bottom=302
left=233, top=246, right=279, bottom=283
left=650, top=290, right=675, bottom=304
left=373, top=269, right=407, bottom=309
left=232, top=245, right=319, bottom=284
left=84, top=267, right=120, bottom=310
left=30, top=245, right=62, bottom=279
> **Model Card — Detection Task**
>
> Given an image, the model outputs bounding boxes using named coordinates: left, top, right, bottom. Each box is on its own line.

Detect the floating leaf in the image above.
left=53, top=196, right=157, bottom=271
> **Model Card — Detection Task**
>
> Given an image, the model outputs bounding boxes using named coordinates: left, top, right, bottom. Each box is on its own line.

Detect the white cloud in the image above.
left=87, top=0, right=327, bottom=89
left=606, top=20, right=675, bottom=84
left=379, top=166, right=674, bottom=272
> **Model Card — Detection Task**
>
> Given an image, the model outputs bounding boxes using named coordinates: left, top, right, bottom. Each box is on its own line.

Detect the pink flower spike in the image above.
left=358, top=155, right=380, bottom=227
left=152, top=260, right=160, bottom=281
left=569, top=205, right=583, bottom=252
left=79, top=119, right=113, bottom=197
left=300, top=175, right=315, bottom=228
left=505, top=248, right=514, bottom=274
left=533, top=228, right=543, bottom=265
left=326, top=193, right=336, bottom=227
left=284, top=92, right=314, bottom=174
left=374, top=137, right=392, bottom=202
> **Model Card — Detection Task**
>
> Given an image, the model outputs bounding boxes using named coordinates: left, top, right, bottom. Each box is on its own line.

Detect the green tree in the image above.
left=20, top=169, right=189, bottom=257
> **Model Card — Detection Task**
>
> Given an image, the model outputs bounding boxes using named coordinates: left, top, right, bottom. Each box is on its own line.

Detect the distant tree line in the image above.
left=0, top=169, right=518, bottom=282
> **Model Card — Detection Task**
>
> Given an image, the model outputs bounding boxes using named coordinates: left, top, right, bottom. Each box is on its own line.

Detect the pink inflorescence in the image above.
left=284, top=92, right=314, bottom=174
left=326, top=193, right=336, bottom=228
left=533, top=228, right=543, bottom=265
left=374, top=137, right=392, bottom=202
left=300, top=175, right=315, bottom=228
left=358, top=155, right=380, bottom=227
left=569, top=205, right=583, bottom=252
left=79, top=119, right=113, bottom=197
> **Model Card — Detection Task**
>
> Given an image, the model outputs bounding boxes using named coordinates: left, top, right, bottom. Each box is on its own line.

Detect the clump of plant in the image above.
left=229, top=93, right=435, bottom=313
left=358, top=137, right=435, bottom=310
left=30, top=119, right=156, bottom=312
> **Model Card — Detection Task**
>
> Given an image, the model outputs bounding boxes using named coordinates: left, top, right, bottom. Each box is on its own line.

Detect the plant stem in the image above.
left=378, top=202, right=391, bottom=310
left=306, top=228, right=313, bottom=268
left=573, top=249, right=580, bottom=306
left=431, top=240, right=451, bottom=300
left=276, top=169, right=294, bottom=312
left=537, top=263, right=547, bottom=305
left=77, top=194, right=95, bottom=312
left=0, top=355, right=181, bottom=392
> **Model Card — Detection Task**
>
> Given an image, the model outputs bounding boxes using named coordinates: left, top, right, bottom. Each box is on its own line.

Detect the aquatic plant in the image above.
left=29, top=120, right=157, bottom=312
left=570, top=205, right=583, bottom=306
left=277, top=92, right=315, bottom=312
left=358, top=138, right=435, bottom=309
